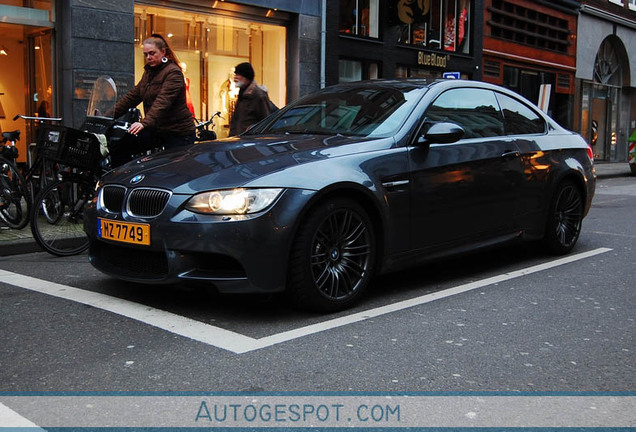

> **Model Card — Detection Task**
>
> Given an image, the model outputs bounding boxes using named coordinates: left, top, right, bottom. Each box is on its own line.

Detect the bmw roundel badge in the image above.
left=130, top=174, right=145, bottom=184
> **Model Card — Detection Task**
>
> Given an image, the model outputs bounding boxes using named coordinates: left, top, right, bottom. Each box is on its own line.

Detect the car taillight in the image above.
left=586, top=144, right=594, bottom=162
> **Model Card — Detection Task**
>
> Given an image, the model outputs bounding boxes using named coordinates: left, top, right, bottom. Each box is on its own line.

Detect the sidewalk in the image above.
left=1, top=162, right=633, bottom=257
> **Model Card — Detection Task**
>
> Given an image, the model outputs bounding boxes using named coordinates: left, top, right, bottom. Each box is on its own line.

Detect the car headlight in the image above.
left=185, top=188, right=283, bottom=215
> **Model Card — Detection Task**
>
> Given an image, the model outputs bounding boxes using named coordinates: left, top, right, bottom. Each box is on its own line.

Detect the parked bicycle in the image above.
left=195, top=111, right=222, bottom=141
left=0, top=114, right=64, bottom=229
left=0, top=131, right=30, bottom=229
left=29, top=76, right=141, bottom=256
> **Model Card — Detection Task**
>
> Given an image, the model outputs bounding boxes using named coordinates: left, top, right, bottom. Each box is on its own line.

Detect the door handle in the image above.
left=501, top=150, right=520, bottom=158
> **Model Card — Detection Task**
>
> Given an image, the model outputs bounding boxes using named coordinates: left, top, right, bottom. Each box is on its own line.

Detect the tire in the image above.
left=544, top=179, right=583, bottom=255
left=25, top=158, right=60, bottom=215
left=30, top=178, right=93, bottom=256
left=0, top=156, right=31, bottom=229
left=287, top=198, right=376, bottom=312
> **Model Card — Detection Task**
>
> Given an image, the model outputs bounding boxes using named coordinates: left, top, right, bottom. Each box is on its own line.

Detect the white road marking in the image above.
left=0, top=402, right=44, bottom=428
left=0, top=247, right=612, bottom=354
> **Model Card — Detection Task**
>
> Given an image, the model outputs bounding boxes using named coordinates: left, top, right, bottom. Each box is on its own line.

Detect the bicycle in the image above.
left=195, top=111, right=222, bottom=141
left=29, top=121, right=118, bottom=256
left=29, top=76, right=142, bottom=256
left=0, top=132, right=30, bottom=229
left=0, top=114, right=64, bottom=229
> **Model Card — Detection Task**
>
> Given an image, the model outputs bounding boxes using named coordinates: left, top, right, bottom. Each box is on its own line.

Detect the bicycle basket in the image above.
left=36, top=124, right=101, bottom=170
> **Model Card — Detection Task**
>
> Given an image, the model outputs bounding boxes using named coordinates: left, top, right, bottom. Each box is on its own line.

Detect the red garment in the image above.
left=185, top=77, right=195, bottom=117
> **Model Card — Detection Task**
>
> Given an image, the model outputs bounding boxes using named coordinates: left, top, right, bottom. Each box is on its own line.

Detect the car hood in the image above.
left=104, top=134, right=392, bottom=194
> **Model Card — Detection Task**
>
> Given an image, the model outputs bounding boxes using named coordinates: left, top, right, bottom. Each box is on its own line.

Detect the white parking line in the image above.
left=0, top=247, right=612, bottom=354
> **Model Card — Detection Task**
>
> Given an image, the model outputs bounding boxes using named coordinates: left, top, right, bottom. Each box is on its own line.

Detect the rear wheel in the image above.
left=0, top=156, right=31, bottom=229
left=287, top=198, right=375, bottom=312
left=544, top=179, right=583, bottom=254
left=30, top=178, right=93, bottom=256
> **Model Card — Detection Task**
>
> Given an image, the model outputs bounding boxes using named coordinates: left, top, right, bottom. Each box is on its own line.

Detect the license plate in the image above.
left=98, top=218, right=150, bottom=246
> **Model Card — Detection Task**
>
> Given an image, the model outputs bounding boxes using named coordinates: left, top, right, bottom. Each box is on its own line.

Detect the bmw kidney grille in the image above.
left=101, top=185, right=125, bottom=213
left=100, top=185, right=170, bottom=218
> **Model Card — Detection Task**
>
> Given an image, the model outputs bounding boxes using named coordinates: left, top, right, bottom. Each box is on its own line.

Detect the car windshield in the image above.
left=253, top=84, right=428, bottom=138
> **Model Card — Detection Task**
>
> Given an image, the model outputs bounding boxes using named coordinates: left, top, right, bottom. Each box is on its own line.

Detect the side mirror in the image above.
left=418, top=122, right=464, bottom=145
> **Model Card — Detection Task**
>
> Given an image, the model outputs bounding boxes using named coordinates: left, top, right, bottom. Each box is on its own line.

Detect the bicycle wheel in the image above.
left=30, top=177, right=94, bottom=256
left=25, top=156, right=61, bottom=205
left=0, top=156, right=31, bottom=229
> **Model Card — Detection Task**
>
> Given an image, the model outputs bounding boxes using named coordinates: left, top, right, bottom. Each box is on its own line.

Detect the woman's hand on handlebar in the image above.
left=128, top=122, right=144, bottom=136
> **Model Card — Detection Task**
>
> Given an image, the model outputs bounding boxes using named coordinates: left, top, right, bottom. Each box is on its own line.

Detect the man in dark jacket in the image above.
left=229, top=62, right=273, bottom=136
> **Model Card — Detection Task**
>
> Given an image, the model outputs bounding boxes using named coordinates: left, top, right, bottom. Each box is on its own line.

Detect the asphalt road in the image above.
left=0, top=175, right=634, bottom=393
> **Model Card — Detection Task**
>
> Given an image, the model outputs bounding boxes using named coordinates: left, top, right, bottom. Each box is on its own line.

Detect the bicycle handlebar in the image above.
left=13, top=114, right=63, bottom=122
left=195, top=111, right=223, bottom=130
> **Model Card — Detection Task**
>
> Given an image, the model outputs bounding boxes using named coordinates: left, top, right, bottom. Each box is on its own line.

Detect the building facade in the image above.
left=326, top=0, right=484, bottom=84
left=574, top=0, right=636, bottom=162
left=0, top=0, right=322, bottom=160
left=481, top=0, right=579, bottom=130
left=1, top=0, right=635, bottom=164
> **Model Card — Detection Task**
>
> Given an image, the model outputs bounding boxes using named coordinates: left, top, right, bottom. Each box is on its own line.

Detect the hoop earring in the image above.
left=161, top=56, right=168, bottom=63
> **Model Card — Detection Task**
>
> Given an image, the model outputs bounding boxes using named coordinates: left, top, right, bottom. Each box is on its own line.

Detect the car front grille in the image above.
left=99, top=185, right=170, bottom=218
left=101, top=185, right=125, bottom=213
left=128, top=188, right=171, bottom=217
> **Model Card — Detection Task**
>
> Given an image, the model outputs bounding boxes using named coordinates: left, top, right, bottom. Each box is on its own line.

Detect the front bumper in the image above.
left=84, top=188, right=316, bottom=293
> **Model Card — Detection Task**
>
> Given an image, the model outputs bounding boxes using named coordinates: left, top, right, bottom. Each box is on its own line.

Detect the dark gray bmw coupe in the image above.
left=84, top=79, right=596, bottom=311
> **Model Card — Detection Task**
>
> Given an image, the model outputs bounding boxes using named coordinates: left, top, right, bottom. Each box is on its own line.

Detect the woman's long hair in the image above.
left=144, top=33, right=182, bottom=70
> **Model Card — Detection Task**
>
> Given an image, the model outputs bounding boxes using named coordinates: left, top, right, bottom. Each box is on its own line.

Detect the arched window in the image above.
left=594, top=38, right=622, bottom=86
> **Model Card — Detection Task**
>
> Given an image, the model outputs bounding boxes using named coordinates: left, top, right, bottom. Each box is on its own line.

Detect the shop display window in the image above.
left=339, top=60, right=380, bottom=83
left=0, top=0, right=53, bottom=163
left=134, top=6, right=286, bottom=139
left=394, top=0, right=470, bottom=54
left=339, top=0, right=379, bottom=38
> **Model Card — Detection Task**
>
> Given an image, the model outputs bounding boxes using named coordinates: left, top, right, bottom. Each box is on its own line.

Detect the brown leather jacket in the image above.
left=113, top=61, right=194, bottom=136
left=229, top=80, right=272, bottom=136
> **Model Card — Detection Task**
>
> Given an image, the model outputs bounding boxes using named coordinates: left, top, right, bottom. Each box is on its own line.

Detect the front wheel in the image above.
left=287, top=198, right=376, bottom=312
left=543, top=179, right=583, bottom=255
left=30, top=178, right=94, bottom=256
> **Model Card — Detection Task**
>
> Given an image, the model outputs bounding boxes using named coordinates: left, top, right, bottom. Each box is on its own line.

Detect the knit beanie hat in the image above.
left=234, top=62, right=255, bottom=81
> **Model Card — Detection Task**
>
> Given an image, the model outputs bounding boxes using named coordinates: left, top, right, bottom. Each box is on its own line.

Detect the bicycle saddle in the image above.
left=2, top=130, right=20, bottom=142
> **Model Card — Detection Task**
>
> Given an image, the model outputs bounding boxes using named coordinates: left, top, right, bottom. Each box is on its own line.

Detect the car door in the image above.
left=408, top=87, right=524, bottom=252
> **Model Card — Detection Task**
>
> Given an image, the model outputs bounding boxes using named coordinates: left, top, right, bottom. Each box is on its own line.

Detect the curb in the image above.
left=0, top=235, right=44, bottom=256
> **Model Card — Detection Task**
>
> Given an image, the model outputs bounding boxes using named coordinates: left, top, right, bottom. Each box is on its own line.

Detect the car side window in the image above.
left=495, top=92, right=546, bottom=135
left=424, top=88, right=504, bottom=139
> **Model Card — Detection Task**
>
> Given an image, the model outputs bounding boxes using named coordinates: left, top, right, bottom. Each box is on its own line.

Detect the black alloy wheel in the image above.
left=288, top=198, right=375, bottom=312
left=544, top=179, right=583, bottom=255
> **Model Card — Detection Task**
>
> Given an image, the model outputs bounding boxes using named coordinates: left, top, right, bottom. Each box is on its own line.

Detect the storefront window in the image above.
left=134, top=6, right=286, bottom=139
left=396, top=66, right=443, bottom=79
left=339, top=60, right=362, bottom=82
left=0, top=0, right=53, bottom=163
left=339, top=0, right=379, bottom=38
left=339, top=59, right=379, bottom=82
left=394, top=0, right=470, bottom=53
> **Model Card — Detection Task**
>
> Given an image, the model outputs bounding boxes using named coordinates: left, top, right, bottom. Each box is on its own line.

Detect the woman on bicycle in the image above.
left=111, top=33, right=195, bottom=153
